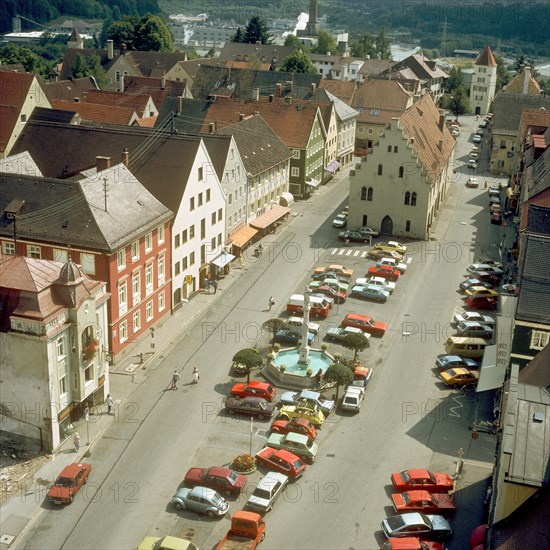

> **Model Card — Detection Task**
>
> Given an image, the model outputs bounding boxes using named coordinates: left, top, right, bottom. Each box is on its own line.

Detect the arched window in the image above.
left=394, top=146, right=398, bottom=153
left=411, top=192, right=417, bottom=206
left=377, top=164, right=383, bottom=175
left=387, top=145, right=392, bottom=152
left=361, top=186, right=367, bottom=200
left=399, top=166, right=404, bottom=178
left=404, top=191, right=410, bottom=205
left=367, top=187, right=373, bottom=201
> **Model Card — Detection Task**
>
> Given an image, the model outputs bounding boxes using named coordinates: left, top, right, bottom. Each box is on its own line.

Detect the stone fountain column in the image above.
left=298, top=288, right=311, bottom=365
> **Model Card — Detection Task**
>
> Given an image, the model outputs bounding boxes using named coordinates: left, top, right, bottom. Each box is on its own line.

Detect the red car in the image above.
left=391, top=469, right=453, bottom=493
left=184, top=466, right=247, bottom=496
left=465, top=296, right=497, bottom=310
left=341, top=313, right=388, bottom=337
left=255, top=447, right=307, bottom=479
left=381, top=538, right=445, bottom=550
left=367, top=265, right=400, bottom=282
left=47, top=462, right=92, bottom=504
left=315, top=285, right=347, bottom=304
left=270, top=418, right=317, bottom=440
left=230, top=381, right=276, bottom=401
left=391, top=490, right=456, bottom=516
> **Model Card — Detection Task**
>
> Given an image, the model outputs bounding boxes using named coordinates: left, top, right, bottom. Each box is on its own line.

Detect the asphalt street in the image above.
left=10, top=115, right=505, bottom=550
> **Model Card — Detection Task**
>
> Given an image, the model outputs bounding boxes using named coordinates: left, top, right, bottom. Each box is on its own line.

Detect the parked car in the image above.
left=357, top=276, right=396, bottom=293
left=455, top=321, right=494, bottom=339
left=350, top=284, right=390, bottom=303
left=479, top=119, right=487, bottom=128
left=467, top=159, right=478, bottom=169
left=311, top=271, right=350, bottom=283
left=459, top=278, right=494, bottom=292
left=183, top=467, right=247, bottom=497
left=472, top=271, right=502, bottom=285
left=466, top=177, right=479, bottom=188
left=216, top=511, right=265, bottom=550
left=351, top=365, right=374, bottom=388
left=467, top=263, right=504, bottom=276
left=246, top=471, right=288, bottom=513
left=313, top=264, right=353, bottom=278
left=491, top=211, right=502, bottom=225
left=332, top=213, right=347, bottom=228
left=338, top=230, right=372, bottom=243
left=170, top=486, right=229, bottom=517
left=440, top=367, right=480, bottom=388
left=355, top=226, right=380, bottom=237
left=381, top=513, right=452, bottom=540
left=225, top=397, right=278, bottom=420
left=453, top=311, right=495, bottom=327
left=374, top=241, right=408, bottom=254
left=274, top=328, right=315, bottom=345
left=255, top=447, right=306, bottom=480
left=464, top=296, right=497, bottom=310
left=277, top=404, right=325, bottom=427
left=469, top=151, right=479, bottom=160
left=341, top=313, right=388, bottom=336
left=367, top=248, right=405, bottom=261
left=138, top=536, right=198, bottom=550
left=435, top=355, right=479, bottom=371
left=279, top=389, right=335, bottom=415
left=269, top=418, right=317, bottom=440
left=488, top=185, right=500, bottom=198
left=265, top=432, right=319, bottom=463
left=376, top=258, right=408, bottom=274
left=340, top=386, right=365, bottom=413
left=230, top=381, right=276, bottom=401
left=308, top=279, right=349, bottom=293
left=286, top=316, right=320, bottom=335
left=381, top=538, right=445, bottom=550
left=391, top=490, right=456, bottom=516
left=47, top=463, right=92, bottom=505
left=391, top=469, right=453, bottom=493
left=325, top=325, right=371, bottom=343
left=464, top=287, right=499, bottom=299
left=472, top=134, right=482, bottom=144
left=314, top=284, right=347, bottom=304
left=367, top=265, right=400, bottom=282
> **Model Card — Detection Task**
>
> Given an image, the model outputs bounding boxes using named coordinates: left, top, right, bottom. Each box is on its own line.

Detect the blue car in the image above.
left=435, top=355, right=479, bottom=370
left=275, top=329, right=315, bottom=345
left=350, top=284, right=390, bottom=303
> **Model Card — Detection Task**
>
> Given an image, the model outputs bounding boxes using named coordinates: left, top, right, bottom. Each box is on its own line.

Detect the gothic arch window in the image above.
left=377, top=164, right=383, bottom=175
left=361, top=186, right=367, bottom=200
left=367, top=187, right=373, bottom=201
left=399, top=166, right=404, bottom=178
left=404, top=191, right=410, bottom=205
left=411, top=192, right=417, bottom=206
left=394, top=146, right=398, bottom=153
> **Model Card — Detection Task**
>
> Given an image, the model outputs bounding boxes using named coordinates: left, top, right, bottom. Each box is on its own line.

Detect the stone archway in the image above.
left=381, top=215, right=393, bottom=235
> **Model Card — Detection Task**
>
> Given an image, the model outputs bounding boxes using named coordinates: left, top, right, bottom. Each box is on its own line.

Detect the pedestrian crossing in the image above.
left=329, top=248, right=414, bottom=264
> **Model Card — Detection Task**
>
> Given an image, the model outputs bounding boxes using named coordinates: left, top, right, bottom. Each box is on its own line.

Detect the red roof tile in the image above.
left=475, top=46, right=497, bottom=67
left=51, top=99, right=136, bottom=125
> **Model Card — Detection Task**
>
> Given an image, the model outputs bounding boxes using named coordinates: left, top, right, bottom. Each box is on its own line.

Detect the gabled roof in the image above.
left=324, top=90, right=359, bottom=121
left=0, top=164, right=173, bottom=252
left=318, top=80, right=357, bottom=105
left=0, top=151, right=42, bottom=177
left=398, top=93, right=456, bottom=183
left=29, top=106, right=81, bottom=125
left=123, top=76, right=186, bottom=111
left=519, top=344, right=550, bottom=388
left=357, top=59, right=393, bottom=76
left=50, top=99, right=137, bottom=125
left=475, top=46, right=497, bottom=67
left=157, top=97, right=210, bottom=133
left=43, top=76, right=99, bottom=103
left=216, top=115, right=292, bottom=177
left=218, top=43, right=297, bottom=68
left=122, top=51, right=188, bottom=78
left=171, top=58, right=219, bottom=81
left=388, top=54, right=448, bottom=81
left=200, top=134, right=233, bottom=181
left=0, top=64, right=26, bottom=73
left=504, top=68, right=542, bottom=95
left=81, top=89, right=153, bottom=116
left=491, top=93, right=550, bottom=135
left=523, top=137, right=550, bottom=201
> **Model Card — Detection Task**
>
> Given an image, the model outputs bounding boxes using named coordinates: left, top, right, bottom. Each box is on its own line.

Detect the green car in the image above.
left=308, top=279, right=349, bottom=292
left=265, top=432, right=319, bottom=463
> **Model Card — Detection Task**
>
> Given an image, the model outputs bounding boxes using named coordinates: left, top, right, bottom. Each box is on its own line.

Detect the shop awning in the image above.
left=211, top=252, right=235, bottom=268
left=229, top=226, right=258, bottom=248
left=325, top=160, right=341, bottom=173
left=250, top=205, right=289, bottom=230
left=306, top=178, right=321, bottom=188
left=279, top=192, right=294, bottom=207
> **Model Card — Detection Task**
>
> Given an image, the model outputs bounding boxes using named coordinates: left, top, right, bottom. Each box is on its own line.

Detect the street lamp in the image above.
left=249, top=417, right=254, bottom=455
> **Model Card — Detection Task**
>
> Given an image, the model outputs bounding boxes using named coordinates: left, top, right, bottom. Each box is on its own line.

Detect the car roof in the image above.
left=447, top=336, right=488, bottom=344
left=239, top=396, right=269, bottom=404
left=281, top=431, right=309, bottom=443
left=345, top=313, right=370, bottom=321
left=257, top=471, right=288, bottom=488
left=460, top=321, right=484, bottom=327
left=59, top=463, right=90, bottom=477
left=189, top=486, right=220, bottom=499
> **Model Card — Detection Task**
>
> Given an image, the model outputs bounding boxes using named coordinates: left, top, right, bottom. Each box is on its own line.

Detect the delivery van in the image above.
left=287, top=294, right=330, bottom=318
left=444, top=336, right=487, bottom=358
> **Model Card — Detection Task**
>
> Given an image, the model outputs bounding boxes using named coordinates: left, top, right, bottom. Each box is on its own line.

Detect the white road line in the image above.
left=406, top=257, right=413, bottom=264
left=346, top=250, right=353, bottom=256
left=338, top=249, right=345, bottom=255
left=331, top=248, right=338, bottom=254
left=361, top=252, right=368, bottom=257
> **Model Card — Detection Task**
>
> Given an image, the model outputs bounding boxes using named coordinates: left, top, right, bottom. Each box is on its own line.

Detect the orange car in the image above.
left=313, top=264, right=353, bottom=278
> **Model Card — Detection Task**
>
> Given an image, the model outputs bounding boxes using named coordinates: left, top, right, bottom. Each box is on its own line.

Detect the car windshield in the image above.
left=292, top=459, right=303, bottom=468
left=210, top=494, right=224, bottom=506
left=56, top=477, right=75, bottom=487
left=227, top=471, right=238, bottom=485
left=401, top=470, right=410, bottom=482
left=386, top=516, right=406, bottom=530
left=401, top=493, right=411, bottom=504
left=252, top=488, right=271, bottom=500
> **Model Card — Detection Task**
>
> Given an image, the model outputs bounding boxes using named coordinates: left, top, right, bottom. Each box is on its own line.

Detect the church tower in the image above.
left=470, top=46, right=497, bottom=115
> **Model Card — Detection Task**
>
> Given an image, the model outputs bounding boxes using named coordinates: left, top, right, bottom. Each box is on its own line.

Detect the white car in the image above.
left=469, top=151, right=479, bottom=160
left=354, top=276, right=396, bottom=293
left=453, top=311, right=495, bottom=327
left=332, top=214, right=347, bottom=228
left=376, top=258, right=408, bottom=274
left=246, top=472, right=288, bottom=513
left=341, top=386, right=365, bottom=413
left=467, top=263, right=504, bottom=276
left=466, top=177, right=479, bottom=188
left=468, top=159, right=478, bottom=169
left=286, top=316, right=321, bottom=335
left=473, top=134, right=482, bottom=143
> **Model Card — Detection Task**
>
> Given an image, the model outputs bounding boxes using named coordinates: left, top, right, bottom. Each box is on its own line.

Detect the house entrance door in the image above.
left=381, top=215, right=393, bottom=235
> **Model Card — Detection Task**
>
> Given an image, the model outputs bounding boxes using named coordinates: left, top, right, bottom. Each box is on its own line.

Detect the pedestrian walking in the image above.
left=212, top=280, right=218, bottom=294
left=73, top=432, right=81, bottom=452
left=106, top=393, right=113, bottom=415
left=171, top=370, right=180, bottom=390
left=268, top=296, right=275, bottom=310
left=238, top=255, right=244, bottom=268
left=192, top=366, right=200, bottom=384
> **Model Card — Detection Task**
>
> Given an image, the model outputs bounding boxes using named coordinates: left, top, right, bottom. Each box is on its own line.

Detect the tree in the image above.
left=284, top=34, right=302, bottom=48
left=0, top=43, right=43, bottom=74
left=279, top=50, right=317, bottom=74
left=445, top=66, right=464, bottom=93
left=232, top=348, right=263, bottom=383
left=375, top=29, right=391, bottom=60
left=104, top=14, right=173, bottom=51
left=204, top=48, right=216, bottom=58
left=351, top=33, right=376, bottom=58
left=312, top=30, right=337, bottom=55
left=448, top=84, right=469, bottom=117
left=495, top=55, right=511, bottom=92
left=341, top=333, right=370, bottom=362
left=231, top=27, right=245, bottom=43
left=262, top=319, right=288, bottom=343
left=243, top=16, right=271, bottom=44
left=324, top=361, right=354, bottom=400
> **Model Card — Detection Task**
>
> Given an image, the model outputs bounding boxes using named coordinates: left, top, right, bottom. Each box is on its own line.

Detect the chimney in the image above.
left=253, top=87, right=260, bottom=101
left=121, top=148, right=129, bottom=166
left=239, top=113, right=245, bottom=121
left=269, top=94, right=274, bottom=102
left=285, top=97, right=292, bottom=104
left=96, top=156, right=111, bottom=173
left=311, top=83, right=316, bottom=95
left=285, top=80, right=293, bottom=92
left=107, top=39, right=114, bottom=60
left=178, top=95, right=183, bottom=114
left=438, top=113, right=445, bottom=132
left=276, top=83, right=282, bottom=97
left=253, top=111, right=260, bottom=116
left=209, top=122, right=216, bottom=134
left=161, top=76, right=166, bottom=89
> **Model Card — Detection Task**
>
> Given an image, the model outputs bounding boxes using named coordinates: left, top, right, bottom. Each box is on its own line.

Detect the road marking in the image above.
left=331, top=248, right=338, bottom=254
left=406, top=257, right=413, bottom=264
left=338, top=249, right=345, bottom=255
left=448, top=393, right=465, bottom=418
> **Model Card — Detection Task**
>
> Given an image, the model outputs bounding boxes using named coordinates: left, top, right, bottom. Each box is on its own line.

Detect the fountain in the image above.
left=262, top=288, right=334, bottom=390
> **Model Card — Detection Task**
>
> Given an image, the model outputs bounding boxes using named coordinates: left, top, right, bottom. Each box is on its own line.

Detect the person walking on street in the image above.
left=193, top=366, right=200, bottom=384
left=171, top=370, right=180, bottom=390
left=212, top=280, right=218, bottom=294
left=106, top=394, right=114, bottom=415
left=74, top=432, right=81, bottom=452
left=268, top=296, right=275, bottom=310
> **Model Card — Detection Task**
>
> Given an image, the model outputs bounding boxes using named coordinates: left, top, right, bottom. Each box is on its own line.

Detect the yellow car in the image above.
left=138, top=536, right=199, bottom=550
left=464, top=286, right=499, bottom=299
left=313, top=264, right=353, bottom=278
left=278, top=404, right=325, bottom=428
left=440, top=368, right=480, bottom=388
left=373, top=241, right=408, bottom=255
